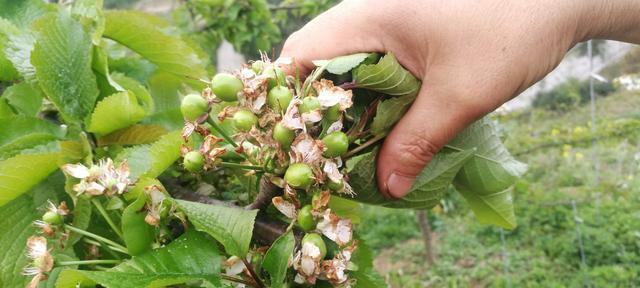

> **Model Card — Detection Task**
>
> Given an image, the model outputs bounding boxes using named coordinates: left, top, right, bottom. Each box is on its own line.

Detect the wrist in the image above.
left=576, top=0, right=640, bottom=44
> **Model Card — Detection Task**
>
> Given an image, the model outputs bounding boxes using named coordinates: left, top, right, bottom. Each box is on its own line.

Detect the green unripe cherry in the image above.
left=322, top=131, right=349, bottom=158
left=268, top=86, right=293, bottom=112
left=297, top=205, right=316, bottom=231
left=42, top=211, right=62, bottom=225
left=284, top=163, right=314, bottom=188
left=233, top=110, right=258, bottom=132
left=263, top=66, right=286, bottom=90
left=324, top=104, right=341, bottom=122
left=299, top=97, right=320, bottom=114
left=251, top=60, right=264, bottom=73
left=273, top=122, right=295, bottom=147
left=183, top=151, right=205, bottom=172
left=180, top=94, right=209, bottom=121
left=327, top=178, right=345, bottom=192
left=302, top=233, right=327, bottom=259
left=212, top=73, right=243, bottom=102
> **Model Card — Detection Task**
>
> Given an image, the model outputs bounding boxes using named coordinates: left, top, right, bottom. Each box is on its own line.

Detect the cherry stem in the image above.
left=91, top=198, right=124, bottom=241
left=343, top=134, right=386, bottom=159
left=58, top=259, right=121, bottom=266
left=64, top=224, right=129, bottom=255
left=219, top=162, right=265, bottom=171
left=242, top=258, right=265, bottom=288
left=206, top=117, right=238, bottom=148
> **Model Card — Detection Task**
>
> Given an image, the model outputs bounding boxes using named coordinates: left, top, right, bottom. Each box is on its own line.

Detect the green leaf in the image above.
left=346, top=148, right=473, bottom=209
left=370, top=93, right=415, bottom=136
left=352, top=53, right=421, bottom=136
left=97, top=124, right=168, bottom=146
left=103, top=10, right=207, bottom=79
left=350, top=239, right=386, bottom=288
left=352, top=53, right=421, bottom=97
left=115, top=131, right=182, bottom=180
left=70, top=0, right=105, bottom=44
left=4, top=30, right=37, bottom=84
left=0, top=0, right=53, bottom=28
left=121, top=192, right=154, bottom=256
left=448, top=118, right=527, bottom=229
left=0, top=18, right=19, bottom=81
left=1, top=82, right=43, bottom=116
left=87, top=91, right=146, bottom=136
left=175, top=199, right=258, bottom=257
left=322, top=53, right=372, bottom=75
left=66, top=196, right=92, bottom=247
left=262, top=231, right=295, bottom=288
left=31, top=11, right=99, bottom=123
left=144, top=71, right=184, bottom=130
left=329, top=196, right=362, bottom=224
left=0, top=173, right=64, bottom=288
left=0, top=151, right=61, bottom=206
left=56, top=229, right=221, bottom=288
left=111, top=73, right=154, bottom=111
left=0, top=115, right=64, bottom=159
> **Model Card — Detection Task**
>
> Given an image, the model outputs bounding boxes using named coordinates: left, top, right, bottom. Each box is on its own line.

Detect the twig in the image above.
left=242, top=258, right=265, bottom=288
left=247, top=178, right=280, bottom=210
left=221, top=274, right=259, bottom=287
left=343, top=134, right=385, bottom=159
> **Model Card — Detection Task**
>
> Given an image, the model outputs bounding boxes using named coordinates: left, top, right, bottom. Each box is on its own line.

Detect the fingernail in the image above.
left=386, top=172, right=415, bottom=198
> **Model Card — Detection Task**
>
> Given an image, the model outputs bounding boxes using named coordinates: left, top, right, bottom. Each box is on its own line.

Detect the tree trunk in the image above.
left=416, top=210, right=435, bottom=265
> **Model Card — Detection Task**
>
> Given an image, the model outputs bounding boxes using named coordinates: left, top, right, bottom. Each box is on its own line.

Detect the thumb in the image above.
left=376, top=84, right=484, bottom=198
left=278, top=0, right=388, bottom=75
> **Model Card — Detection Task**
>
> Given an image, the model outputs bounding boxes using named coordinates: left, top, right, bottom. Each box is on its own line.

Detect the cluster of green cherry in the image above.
left=179, top=58, right=357, bottom=286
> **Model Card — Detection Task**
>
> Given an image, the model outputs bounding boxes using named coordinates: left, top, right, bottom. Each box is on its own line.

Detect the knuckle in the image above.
left=395, top=134, right=438, bottom=169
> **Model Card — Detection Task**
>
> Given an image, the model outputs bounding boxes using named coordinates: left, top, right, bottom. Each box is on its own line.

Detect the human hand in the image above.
left=280, top=0, right=640, bottom=198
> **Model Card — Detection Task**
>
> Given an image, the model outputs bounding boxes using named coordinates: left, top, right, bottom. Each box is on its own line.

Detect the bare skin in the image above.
left=280, top=0, right=640, bottom=198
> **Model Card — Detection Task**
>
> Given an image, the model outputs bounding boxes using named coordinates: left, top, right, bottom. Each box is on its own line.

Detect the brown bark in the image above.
left=416, top=210, right=435, bottom=265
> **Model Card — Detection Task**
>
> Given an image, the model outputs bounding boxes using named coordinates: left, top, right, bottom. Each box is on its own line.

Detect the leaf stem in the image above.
left=206, top=117, right=238, bottom=147
left=91, top=198, right=124, bottom=240
left=64, top=224, right=129, bottom=255
left=219, top=162, right=265, bottom=171
left=57, top=259, right=121, bottom=266
left=241, top=258, right=265, bottom=288
left=343, top=134, right=386, bottom=159
left=83, top=238, right=122, bottom=260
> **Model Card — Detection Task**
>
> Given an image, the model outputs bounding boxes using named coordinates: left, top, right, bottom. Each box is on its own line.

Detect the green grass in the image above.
left=361, top=88, right=640, bottom=287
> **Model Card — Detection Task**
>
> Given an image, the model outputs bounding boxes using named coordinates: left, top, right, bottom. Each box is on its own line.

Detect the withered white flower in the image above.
left=317, top=209, right=353, bottom=246
left=223, top=256, right=246, bottom=276
left=281, top=99, right=304, bottom=131
left=290, top=135, right=324, bottom=165
left=272, top=196, right=297, bottom=219
left=144, top=185, right=168, bottom=227
left=322, top=248, right=354, bottom=286
left=61, top=158, right=131, bottom=196
left=313, top=79, right=353, bottom=111
left=301, top=110, right=323, bottom=123
left=293, top=241, right=323, bottom=284
left=326, top=120, right=343, bottom=134
left=323, top=160, right=343, bottom=184
left=23, top=236, right=53, bottom=288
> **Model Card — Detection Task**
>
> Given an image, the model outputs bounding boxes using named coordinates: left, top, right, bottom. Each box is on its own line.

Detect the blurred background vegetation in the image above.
left=97, top=1, right=640, bottom=286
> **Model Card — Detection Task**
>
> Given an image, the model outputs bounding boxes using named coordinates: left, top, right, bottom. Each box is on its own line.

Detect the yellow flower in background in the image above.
left=575, top=152, right=584, bottom=161
left=627, top=175, right=634, bottom=181
left=573, top=126, right=585, bottom=136
left=551, top=128, right=560, bottom=136
left=562, top=151, right=571, bottom=159
left=563, top=144, right=572, bottom=151
left=432, top=205, right=443, bottom=215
